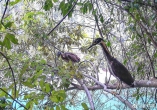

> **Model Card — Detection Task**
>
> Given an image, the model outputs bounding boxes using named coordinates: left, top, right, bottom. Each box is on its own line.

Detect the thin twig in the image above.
left=1, top=0, right=10, bottom=26
left=0, top=88, right=28, bottom=110
left=78, top=60, right=99, bottom=81
left=0, top=51, right=16, bottom=98
left=46, top=0, right=87, bottom=52
left=47, top=0, right=78, bottom=36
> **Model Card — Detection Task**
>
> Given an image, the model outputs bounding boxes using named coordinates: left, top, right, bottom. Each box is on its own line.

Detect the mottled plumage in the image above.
left=57, top=51, right=80, bottom=63
left=88, top=38, right=134, bottom=87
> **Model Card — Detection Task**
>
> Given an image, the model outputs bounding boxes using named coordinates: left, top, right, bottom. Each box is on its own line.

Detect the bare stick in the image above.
left=77, top=79, right=95, bottom=110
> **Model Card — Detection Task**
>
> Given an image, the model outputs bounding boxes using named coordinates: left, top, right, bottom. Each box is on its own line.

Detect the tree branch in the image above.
left=128, top=13, right=157, bottom=49
left=69, top=78, right=157, bottom=91
left=76, top=79, right=95, bottom=110
left=47, top=0, right=78, bottom=36
left=82, top=73, right=136, bottom=110
left=1, top=0, right=10, bottom=26
left=0, top=51, right=16, bottom=98
left=0, top=88, right=28, bottom=110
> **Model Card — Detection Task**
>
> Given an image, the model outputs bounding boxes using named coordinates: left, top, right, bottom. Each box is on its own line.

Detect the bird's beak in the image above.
left=87, top=44, right=95, bottom=50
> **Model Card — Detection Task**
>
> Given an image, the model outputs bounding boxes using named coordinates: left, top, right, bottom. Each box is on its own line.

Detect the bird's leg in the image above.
left=110, top=79, right=120, bottom=96
left=116, top=80, right=120, bottom=90
left=105, top=67, right=111, bottom=86
left=115, top=81, right=122, bottom=95
left=106, top=73, right=111, bottom=84
left=110, top=81, right=121, bottom=96
left=105, top=64, right=113, bottom=86
left=111, top=91, right=118, bottom=96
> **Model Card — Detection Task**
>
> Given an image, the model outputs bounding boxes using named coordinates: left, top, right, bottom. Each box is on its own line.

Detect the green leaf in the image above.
left=20, top=63, right=29, bottom=80
left=9, top=0, right=21, bottom=6
left=53, top=0, right=58, bottom=2
left=69, top=11, right=73, bottom=18
left=56, top=106, right=60, bottom=110
left=59, top=1, right=65, bottom=10
left=40, top=59, right=47, bottom=64
left=131, top=35, right=136, bottom=40
left=36, top=70, right=43, bottom=78
left=133, top=3, right=139, bottom=9
left=50, top=90, right=66, bottom=103
left=3, top=37, right=11, bottom=49
left=63, top=3, right=72, bottom=16
left=26, top=100, right=33, bottom=109
left=100, top=15, right=104, bottom=23
left=136, top=95, right=139, bottom=101
left=5, top=33, right=18, bottom=44
left=22, top=80, right=34, bottom=88
left=148, top=37, right=151, bottom=44
left=0, top=41, right=3, bottom=46
left=4, top=22, right=13, bottom=28
left=88, top=3, right=93, bottom=12
left=83, top=4, right=88, bottom=14
left=58, top=90, right=66, bottom=101
left=0, top=23, right=2, bottom=30
left=154, top=51, right=157, bottom=58
left=92, top=9, right=97, bottom=16
left=106, top=41, right=111, bottom=47
left=137, top=65, right=142, bottom=72
left=61, top=105, right=67, bottom=110
left=81, top=103, right=89, bottom=110
left=123, top=59, right=127, bottom=65
left=132, top=93, right=137, bottom=97
left=129, top=7, right=134, bottom=13
left=50, top=95, right=59, bottom=103
left=0, top=89, right=6, bottom=97
left=45, top=83, right=51, bottom=92
left=39, top=80, right=44, bottom=89
left=44, top=0, right=53, bottom=11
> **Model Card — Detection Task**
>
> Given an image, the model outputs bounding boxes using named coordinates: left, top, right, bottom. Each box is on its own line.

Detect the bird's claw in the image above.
left=111, top=91, right=118, bottom=95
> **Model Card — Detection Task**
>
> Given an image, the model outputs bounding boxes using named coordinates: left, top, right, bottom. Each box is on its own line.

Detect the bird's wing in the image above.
left=111, top=58, right=134, bottom=86
left=65, top=53, right=80, bottom=62
left=60, top=53, right=69, bottom=62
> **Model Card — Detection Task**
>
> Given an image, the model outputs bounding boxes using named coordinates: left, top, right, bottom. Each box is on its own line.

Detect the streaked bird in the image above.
left=88, top=38, right=134, bottom=89
left=57, top=51, right=80, bottom=63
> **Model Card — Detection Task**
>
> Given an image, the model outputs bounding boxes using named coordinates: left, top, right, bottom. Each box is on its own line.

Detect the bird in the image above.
left=57, top=51, right=80, bottom=63
left=88, top=38, right=134, bottom=90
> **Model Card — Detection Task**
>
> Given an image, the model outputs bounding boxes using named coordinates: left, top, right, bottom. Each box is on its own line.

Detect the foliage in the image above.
left=0, top=0, right=157, bottom=110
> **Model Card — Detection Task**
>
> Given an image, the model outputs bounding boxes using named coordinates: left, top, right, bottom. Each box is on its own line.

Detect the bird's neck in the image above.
left=100, top=41, right=113, bottom=60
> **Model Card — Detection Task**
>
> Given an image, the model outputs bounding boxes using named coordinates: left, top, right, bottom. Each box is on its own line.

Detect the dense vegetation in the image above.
left=0, top=0, right=157, bottom=109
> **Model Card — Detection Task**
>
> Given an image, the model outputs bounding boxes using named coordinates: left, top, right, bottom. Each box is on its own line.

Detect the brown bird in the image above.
left=88, top=38, right=134, bottom=88
left=57, top=51, right=80, bottom=63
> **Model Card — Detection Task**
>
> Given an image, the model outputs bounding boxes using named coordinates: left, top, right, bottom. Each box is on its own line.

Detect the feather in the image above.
left=58, top=52, right=80, bottom=63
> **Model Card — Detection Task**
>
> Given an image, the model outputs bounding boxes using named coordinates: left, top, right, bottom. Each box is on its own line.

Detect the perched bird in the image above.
left=57, top=51, right=80, bottom=63
left=88, top=38, right=134, bottom=88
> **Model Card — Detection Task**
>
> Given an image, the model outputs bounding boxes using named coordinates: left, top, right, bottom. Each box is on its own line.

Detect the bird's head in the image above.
left=88, top=38, right=104, bottom=49
left=57, top=51, right=62, bottom=57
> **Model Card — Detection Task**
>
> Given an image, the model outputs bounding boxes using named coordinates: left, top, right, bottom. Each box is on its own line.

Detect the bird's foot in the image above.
left=111, top=91, right=118, bottom=96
